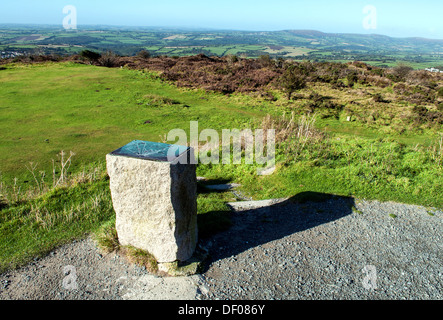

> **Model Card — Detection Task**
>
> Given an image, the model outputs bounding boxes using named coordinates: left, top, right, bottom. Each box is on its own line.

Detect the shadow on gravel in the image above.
left=201, top=192, right=355, bottom=270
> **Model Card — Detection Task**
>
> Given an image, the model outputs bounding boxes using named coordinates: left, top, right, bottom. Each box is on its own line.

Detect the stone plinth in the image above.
left=106, top=140, right=197, bottom=263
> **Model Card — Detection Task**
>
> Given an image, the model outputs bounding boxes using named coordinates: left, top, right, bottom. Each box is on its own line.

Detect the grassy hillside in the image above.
left=0, top=58, right=441, bottom=272
left=0, top=62, right=262, bottom=182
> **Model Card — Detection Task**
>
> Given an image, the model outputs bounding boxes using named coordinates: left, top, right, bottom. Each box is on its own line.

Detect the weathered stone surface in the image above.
left=227, top=198, right=288, bottom=211
left=106, top=149, right=197, bottom=263
left=202, top=183, right=241, bottom=191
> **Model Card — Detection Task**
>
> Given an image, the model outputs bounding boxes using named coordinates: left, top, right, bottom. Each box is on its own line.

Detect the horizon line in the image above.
left=1, top=22, right=442, bottom=41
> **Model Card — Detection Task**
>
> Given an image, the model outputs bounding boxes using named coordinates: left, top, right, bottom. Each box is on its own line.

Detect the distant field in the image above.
left=2, top=25, right=443, bottom=68
left=263, top=46, right=314, bottom=57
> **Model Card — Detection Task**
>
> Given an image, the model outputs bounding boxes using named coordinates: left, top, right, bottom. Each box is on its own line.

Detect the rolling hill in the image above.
left=1, top=24, right=443, bottom=68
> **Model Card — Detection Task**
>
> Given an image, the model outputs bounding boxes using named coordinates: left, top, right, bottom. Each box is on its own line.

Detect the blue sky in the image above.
left=1, top=0, right=443, bottom=39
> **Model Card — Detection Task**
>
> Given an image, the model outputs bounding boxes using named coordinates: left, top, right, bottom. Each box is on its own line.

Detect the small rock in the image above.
left=198, top=284, right=210, bottom=295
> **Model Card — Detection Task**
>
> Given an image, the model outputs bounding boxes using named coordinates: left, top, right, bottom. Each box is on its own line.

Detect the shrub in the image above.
left=137, top=50, right=151, bottom=59
left=98, top=51, right=119, bottom=68
left=352, top=61, right=368, bottom=69
left=279, top=65, right=307, bottom=100
left=225, top=54, right=239, bottom=65
left=426, top=111, right=443, bottom=124
left=261, top=91, right=277, bottom=101
left=392, top=63, right=413, bottom=81
left=406, top=86, right=435, bottom=104
left=407, top=70, right=433, bottom=87
left=372, top=93, right=389, bottom=103
left=413, top=105, right=428, bottom=117
left=258, top=54, right=273, bottom=68
left=158, top=55, right=281, bottom=93
left=370, top=67, right=385, bottom=77
left=80, top=50, right=101, bottom=64
left=346, top=71, right=359, bottom=88
left=411, top=105, right=437, bottom=125
left=393, top=83, right=409, bottom=95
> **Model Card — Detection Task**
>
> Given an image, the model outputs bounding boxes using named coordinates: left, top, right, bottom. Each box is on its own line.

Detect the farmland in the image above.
left=2, top=24, right=443, bottom=69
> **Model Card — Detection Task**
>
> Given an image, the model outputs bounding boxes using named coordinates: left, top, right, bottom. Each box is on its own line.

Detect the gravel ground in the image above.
left=201, top=196, right=443, bottom=300
left=0, top=196, right=441, bottom=300
left=0, top=236, right=207, bottom=300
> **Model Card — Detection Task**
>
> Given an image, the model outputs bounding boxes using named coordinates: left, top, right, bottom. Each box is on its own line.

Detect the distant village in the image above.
left=424, top=67, right=443, bottom=73
left=0, top=51, right=24, bottom=59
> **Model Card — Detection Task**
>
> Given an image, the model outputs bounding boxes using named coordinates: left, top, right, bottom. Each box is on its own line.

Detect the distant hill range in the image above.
left=278, top=29, right=443, bottom=53
left=1, top=24, right=443, bottom=67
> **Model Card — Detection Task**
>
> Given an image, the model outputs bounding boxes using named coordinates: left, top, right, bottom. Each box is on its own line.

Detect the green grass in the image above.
left=196, top=184, right=233, bottom=239
left=0, top=62, right=264, bottom=183
left=235, top=136, right=442, bottom=208
left=0, top=61, right=441, bottom=273
left=0, top=168, right=114, bottom=273
left=0, top=62, right=266, bottom=271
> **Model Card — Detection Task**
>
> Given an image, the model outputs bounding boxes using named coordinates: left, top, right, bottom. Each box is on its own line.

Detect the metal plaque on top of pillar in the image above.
left=106, top=140, right=197, bottom=263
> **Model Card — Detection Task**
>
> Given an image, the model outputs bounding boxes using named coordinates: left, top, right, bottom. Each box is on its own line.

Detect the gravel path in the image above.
left=202, top=196, right=443, bottom=300
left=0, top=196, right=441, bottom=300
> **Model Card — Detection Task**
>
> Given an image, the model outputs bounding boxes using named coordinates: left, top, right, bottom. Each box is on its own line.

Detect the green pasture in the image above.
left=0, top=61, right=441, bottom=273
left=0, top=62, right=263, bottom=183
